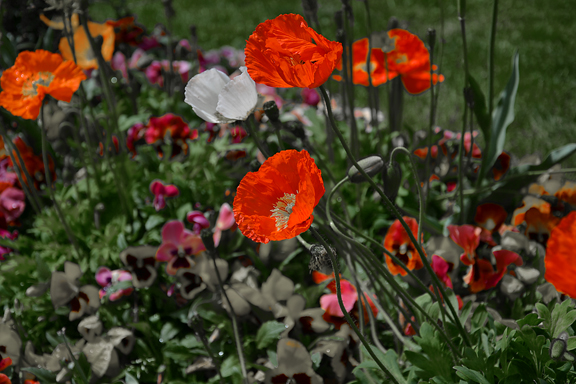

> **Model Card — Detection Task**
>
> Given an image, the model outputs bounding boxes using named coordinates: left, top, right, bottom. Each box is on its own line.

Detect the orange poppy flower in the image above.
left=245, top=14, right=343, bottom=88
left=336, top=30, right=444, bottom=94
left=383, top=217, right=425, bottom=275
left=0, top=50, right=86, bottom=120
left=233, top=149, right=325, bottom=243
left=544, top=212, right=576, bottom=298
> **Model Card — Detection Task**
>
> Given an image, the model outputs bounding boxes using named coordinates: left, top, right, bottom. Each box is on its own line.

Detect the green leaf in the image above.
left=35, top=253, right=51, bottom=281
left=21, top=367, right=58, bottom=383
left=468, top=74, right=490, bottom=139
left=483, top=51, right=520, bottom=176
left=357, top=346, right=407, bottom=384
left=256, top=321, right=286, bottom=349
left=160, top=322, right=180, bottom=342
left=454, top=366, right=492, bottom=384
left=176, top=203, right=193, bottom=221
left=125, top=372, right=139, bottom=384
left=145, top=215, right=165, bottom=230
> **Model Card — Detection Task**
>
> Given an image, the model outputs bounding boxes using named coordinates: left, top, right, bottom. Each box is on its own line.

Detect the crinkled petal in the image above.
left=184, top=68, right=232, bottom=124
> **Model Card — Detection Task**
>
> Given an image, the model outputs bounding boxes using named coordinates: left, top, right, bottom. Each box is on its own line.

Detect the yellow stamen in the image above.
left=271, top=193, right=297, bottom=230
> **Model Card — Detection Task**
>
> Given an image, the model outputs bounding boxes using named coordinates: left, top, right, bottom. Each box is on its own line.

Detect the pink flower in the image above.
left=145, top=60, right=192, bottom=87
left=186, top=211, right=210, bottom=234
left=320, top=279, right=358, bottom=317
left=0, top=158, right=18, bottom=191
left=447, top=224, right=482, bottom=266
left=128, top=48, right=147, bottom=69
left=126, top=122, right=146, bottom=157
left=431, top=255, right=453, bottom=289
left=213, top=203, right=235, bottom=247
left=138, top=36, right=161, bottom=51
left=149, top=180, right=179, bottom=211
left=0, top=187, right=25, bottom=222
left=0, top=228, right=17, bottom=261
left=301, top=88, right=320, bottom=106
left=95, top=267, right=133, bottom=301
left=229, top=126, right=247, bottom=144
left=156, top=220, right=206, bottom=275
left=111, top=51, right=128, bottom=80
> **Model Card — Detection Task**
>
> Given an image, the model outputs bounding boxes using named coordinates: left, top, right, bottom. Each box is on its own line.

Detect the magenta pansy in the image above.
left=156, top=220, right=206, bottom=275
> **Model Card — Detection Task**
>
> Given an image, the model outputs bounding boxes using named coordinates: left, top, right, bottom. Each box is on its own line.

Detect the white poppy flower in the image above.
left=184, top=67, right=261, bottom=124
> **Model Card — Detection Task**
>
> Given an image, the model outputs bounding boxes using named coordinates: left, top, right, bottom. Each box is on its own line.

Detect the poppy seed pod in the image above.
left=347, top=156, right=384, bottom=184
left=382, top=161, right=402, bottom=203
left=263, top=100, right=280, bottom=122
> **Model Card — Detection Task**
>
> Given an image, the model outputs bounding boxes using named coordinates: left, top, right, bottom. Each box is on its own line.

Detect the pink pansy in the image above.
left=111, top=51, right=128, bottom=80
left=0, top=228, right=18, bottom=261
left=186, top=211, right=210, bottom=234
left=229, top=126, right=247, bottom=144
left=149, top=180, right=179, bottom=211
left=213, top=203, right=235, bottom=247
left=138, top=35, right=161, bottom=51
left=301, top=88, right=320, bottom=106
left=0, top=187, right=25, bottom=222
left=320, top=279, right=358, bottom=317
left=447, top=224, right=482, bottom=266
left=128, top=48, right=147, bottom=69
left=431, top=255, right=453, bottom=289
left=0, top=158, right=18, bottom=189
left=95, top=267, right=134, bottom=301
left=156, top=220, right=206, bottom=275
left=126, top=122, right=146, bottom=158
left=145, top=60, right=192, bottom=87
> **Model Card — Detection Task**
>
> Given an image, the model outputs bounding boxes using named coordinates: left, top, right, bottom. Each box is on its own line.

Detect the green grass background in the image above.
left=90, top=0, right=576, bottom=166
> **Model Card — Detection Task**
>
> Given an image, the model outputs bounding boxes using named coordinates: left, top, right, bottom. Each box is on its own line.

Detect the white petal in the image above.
left=64, top=261, right=83, bottom=282
left=184, top=68, right=232, bottom=124
left=50, top=271, right=79, bottom=308
left=216, top=66, right=259, bottom=121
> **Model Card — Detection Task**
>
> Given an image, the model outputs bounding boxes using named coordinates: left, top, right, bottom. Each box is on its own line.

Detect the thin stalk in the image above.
left=245, top=116, right=270, bottom=158
left=319, top=85, right=471, bottom=347
left=40, top=104, right=83, bottom=258
left=59, top=331, right=89, bottom=384
left=488, top=0, right=498, bottom=139
left=62, top=120, right=92, bottom=201
left=308, top=226, right=400, bottom=384
left=458, top=0, right=470, bottom=222
left=424, top=29, right=436, bottom=210
left=458, top=105, right=468, bottom=223
left=266, top=117, right=285, bottom=151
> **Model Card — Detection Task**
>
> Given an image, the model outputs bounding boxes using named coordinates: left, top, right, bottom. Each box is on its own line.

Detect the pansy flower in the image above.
left=126, top=122, right=146, bottom=157
left=0, top=50, right=85, bottom=120
left=0, top=158, right=18, bottom=193
left=447, top=224, right=482, bottom=266
left=475, top=203, right=507, bottom=234
left=554, top=181, right=576, bottom=206
left=184, top=67, right=261, bottom=124
left=0, top=355, right=11, bottom=384
left=49, top=262, right=100, bottom=321
left=265, top=339, right=323, bottom=384
left=233, top=149, right=325, bottom=243
left=95, top=267, right=133, bottom=301
left=512, top=197, right=560, bottom=243
left=463, top=249, right=523, bottom=293
left=0, top=188, right=25, bottom=223
left=149, top=180, right=179, bottom=211
left=176, top=255, right=228, bottom=300
left=383, top=217, right=425, bottom=275
left=144, top=114, right=198, bottom=158
left=119, top=245, right=158, bottom=288
left=0, top=323, right=21, bottom=366
left=245, top=13, right=343, bottom=89
left=156, top=220, right=206, bottom=275
left=282, top=294, right=329, bottom=337
left=186, top=211, right=210, bottom=234
left=492, top=152, right=511, bottom=181
left=544, top=212, right=576, bottom=298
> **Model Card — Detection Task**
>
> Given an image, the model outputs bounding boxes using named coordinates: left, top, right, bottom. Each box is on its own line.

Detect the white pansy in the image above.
left=184, top=67, right=261, bottom=124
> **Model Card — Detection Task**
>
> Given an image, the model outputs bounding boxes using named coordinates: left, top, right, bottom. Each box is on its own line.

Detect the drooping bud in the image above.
left=347, top=156, right=384, bottom=184
left=263, top=100, right=280, bottom=123
left=309, top=244, right=333, bottom=273
left=382, top=161, right=402, bottom=203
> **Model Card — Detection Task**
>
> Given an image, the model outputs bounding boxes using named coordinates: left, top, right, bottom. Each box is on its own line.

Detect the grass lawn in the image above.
left=90, top=0, right=576, bottom=169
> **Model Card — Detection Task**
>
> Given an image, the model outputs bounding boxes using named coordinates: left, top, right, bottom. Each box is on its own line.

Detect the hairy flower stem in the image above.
left=308, top=226, right=400, bottom=384
left=40, top=105, right=83, bottom=258
left=0, top=127, right=41, bottom=213
left=246, top=116, right=270, bottom=158
left=319, top=85, right=471, bottom=347
left=208, top=247, right=249, bottom=383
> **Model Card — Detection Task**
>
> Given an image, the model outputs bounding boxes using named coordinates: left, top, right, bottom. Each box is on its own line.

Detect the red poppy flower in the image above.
left=0, top=374, right=10, bottom=384
left=245, top=14, right=343, bottom=89
left=0, top=50, right=85, bottom=120
left=233, top=149, right=324, bottom=243
left=383, top=217, right=425, bottom=275
left=544, top=212, right=576, bottom=298
left=336, top=30, right=444, bottom=94
left=492, top=152, right=511, bottom=181
left=447, top=224, right=482, bottom=266
left=463, top=249, right=522, bottom=293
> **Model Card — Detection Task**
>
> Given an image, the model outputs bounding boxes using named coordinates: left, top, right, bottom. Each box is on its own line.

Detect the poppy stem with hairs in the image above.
left=0, top=125, right=41, bottom=214
left=307, top=226, right=399, bottom=384
left=319, top=85, right=472, bottom=347
left=245, top=115, right=270, bottom=159
left=40, top=104, right=84, bottom=259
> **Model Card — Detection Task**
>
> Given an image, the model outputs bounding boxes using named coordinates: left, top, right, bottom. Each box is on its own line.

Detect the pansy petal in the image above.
left=161, top=220, right=185, bottom=245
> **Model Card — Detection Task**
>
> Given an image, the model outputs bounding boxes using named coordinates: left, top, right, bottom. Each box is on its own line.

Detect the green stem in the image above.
left=308, top=226, right=400, bottom=384
left=40, top=104, right=83, bottom=258
left=246, top=116, right=270, bottom=158
left=60, top=331, right=89, bottom=384
left=319, top=85, right=471, bottom=347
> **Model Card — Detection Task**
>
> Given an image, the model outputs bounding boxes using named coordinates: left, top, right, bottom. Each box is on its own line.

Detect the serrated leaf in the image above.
left=256, top=321, right=287, bottom=349
left=358, top=346, right=407, bottom=384
left=483, top=51, right=520, bottom=176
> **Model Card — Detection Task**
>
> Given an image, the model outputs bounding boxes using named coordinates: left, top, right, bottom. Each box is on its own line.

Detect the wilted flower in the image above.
left=50, top=262, right=100, bottom=321
left=233, top=149, right=324, bottom=243
left=245, top=14, right=342, bottom=89
left=184, top=67, right=261, bottom=124
left=383, top=217, right=425, bottom=275
left=0, top=50, right=85, bottom=120
left=156, top=220, right=206, bottom=275
left=149, top=180, right=179, bottom=211
left=95, top=267, right=133, bottom=301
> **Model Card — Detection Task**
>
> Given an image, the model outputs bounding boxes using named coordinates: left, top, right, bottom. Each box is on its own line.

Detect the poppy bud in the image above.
left=347, top=156, right=384, bottom=184
left=284, top=121, right=306, bottom=140
left=309, top=244, right=333, bottom=273
left=427, top=28, right=436, bottom=51
left=382, top=161, right=402, bottom=203
left=200, top=228, right=215, bottom=253
left=263, top=100, right=280, bottom=122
